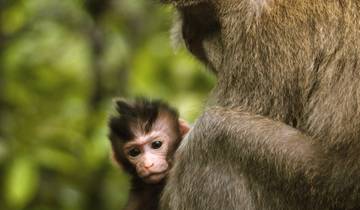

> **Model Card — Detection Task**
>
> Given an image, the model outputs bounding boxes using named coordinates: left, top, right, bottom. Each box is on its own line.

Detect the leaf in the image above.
left=35, top=147, right=78, bottom=174
left=5, top=157, right=39, bottom=209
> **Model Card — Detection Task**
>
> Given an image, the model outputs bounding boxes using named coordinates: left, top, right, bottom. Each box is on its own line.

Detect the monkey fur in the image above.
left=109, top=98, right=184, bottom=210
left=155, top=1, right=360, bottom=210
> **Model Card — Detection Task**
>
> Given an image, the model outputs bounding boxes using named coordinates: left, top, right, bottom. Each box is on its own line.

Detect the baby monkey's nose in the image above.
left=144, top=163, right=154, bottom=169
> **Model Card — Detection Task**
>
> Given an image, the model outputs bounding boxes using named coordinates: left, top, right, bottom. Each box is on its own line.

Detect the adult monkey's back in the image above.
left=158, top=0, right=360, bottom=209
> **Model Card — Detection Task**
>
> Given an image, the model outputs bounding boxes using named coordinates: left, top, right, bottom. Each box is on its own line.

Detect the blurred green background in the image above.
left=0, top=0, right=215, bottom=210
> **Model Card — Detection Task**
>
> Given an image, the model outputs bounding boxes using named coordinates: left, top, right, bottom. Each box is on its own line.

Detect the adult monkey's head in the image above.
left=162, top=0, right=225, bottom=75
left=161, top=0, right=299, bottom=108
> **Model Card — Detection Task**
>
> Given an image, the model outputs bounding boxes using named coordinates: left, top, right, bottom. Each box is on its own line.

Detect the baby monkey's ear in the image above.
left=179, top=119, right=190, bottom=137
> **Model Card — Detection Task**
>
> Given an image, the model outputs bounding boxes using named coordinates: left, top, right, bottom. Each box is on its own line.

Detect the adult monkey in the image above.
left=158, top=0, right=360, bottom=209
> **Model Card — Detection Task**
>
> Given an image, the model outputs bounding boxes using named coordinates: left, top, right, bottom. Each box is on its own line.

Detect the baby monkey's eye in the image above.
left=151, top=141, right=162, bottom=149
left=128, top=148, right=141, bottom=157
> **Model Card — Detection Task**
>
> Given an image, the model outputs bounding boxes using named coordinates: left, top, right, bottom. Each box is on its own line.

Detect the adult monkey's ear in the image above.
left=179, top=119, right=190, bottom=138
left=160, top=0, right=208, bottom=7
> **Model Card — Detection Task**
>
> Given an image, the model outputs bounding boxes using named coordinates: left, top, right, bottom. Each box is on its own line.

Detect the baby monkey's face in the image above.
left=123, top=117, right=189, bottom=184
left=123, top=129, right=173, bottom=184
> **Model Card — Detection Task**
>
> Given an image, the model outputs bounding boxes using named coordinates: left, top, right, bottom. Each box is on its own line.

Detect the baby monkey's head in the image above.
left=108, top=98, right=189, bottom=184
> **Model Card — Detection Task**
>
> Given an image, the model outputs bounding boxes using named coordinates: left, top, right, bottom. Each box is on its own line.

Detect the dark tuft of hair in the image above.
left=109, top=97, right=179, bottom=142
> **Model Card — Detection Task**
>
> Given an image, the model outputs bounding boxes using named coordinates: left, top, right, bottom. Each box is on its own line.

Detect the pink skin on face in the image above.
left=123, top=115, right=190, bottom=184
left=124, top=125, right=175, bottom=184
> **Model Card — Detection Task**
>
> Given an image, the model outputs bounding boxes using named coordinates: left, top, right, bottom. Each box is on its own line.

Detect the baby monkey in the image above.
left=108, top=98, right=189, bottom=210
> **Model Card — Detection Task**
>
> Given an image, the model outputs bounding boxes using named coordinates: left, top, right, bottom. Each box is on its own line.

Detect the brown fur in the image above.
left=108, top=98, right=184, bottom=210
left=159, top=1, right=360, bottom=210
left=124, top=179, right=165, bottom=210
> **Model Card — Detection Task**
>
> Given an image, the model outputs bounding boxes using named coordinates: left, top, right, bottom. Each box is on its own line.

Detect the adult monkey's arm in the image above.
left=182, top=107, right=359, bottom=206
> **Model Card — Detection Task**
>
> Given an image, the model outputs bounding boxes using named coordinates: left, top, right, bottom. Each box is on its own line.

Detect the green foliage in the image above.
left=5, top=157, right=39, bottom=209
left=0, top=0, right=215, bottom=210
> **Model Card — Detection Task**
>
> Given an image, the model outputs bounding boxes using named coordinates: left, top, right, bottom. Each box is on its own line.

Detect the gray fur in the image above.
left=159, top=0, right=360, bottom=210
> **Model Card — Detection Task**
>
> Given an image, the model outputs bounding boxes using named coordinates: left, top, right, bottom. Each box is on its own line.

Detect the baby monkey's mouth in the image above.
left=144, top=170, right=168, bottom=184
